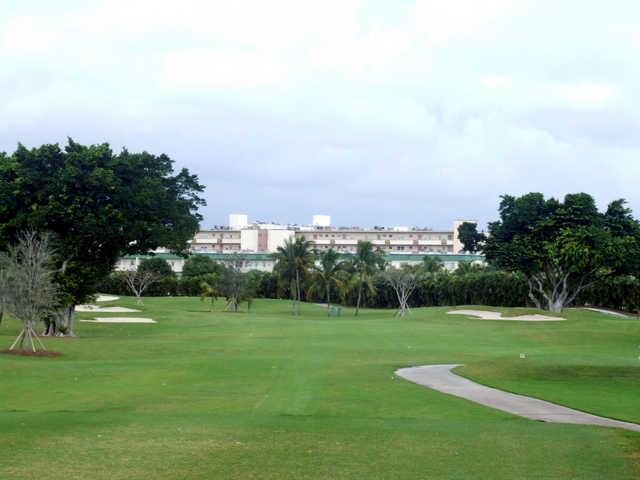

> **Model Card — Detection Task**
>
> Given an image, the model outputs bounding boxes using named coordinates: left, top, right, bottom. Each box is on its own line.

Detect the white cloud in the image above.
left=160, top=49, right=289, bottom=89
left=1, top=0, right=640, bottom=228
left=558, top=83, right=617, bottom=108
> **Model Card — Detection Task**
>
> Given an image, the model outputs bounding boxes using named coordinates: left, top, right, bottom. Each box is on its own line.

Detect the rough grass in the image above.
left=1, top=298, right=639, bottom=479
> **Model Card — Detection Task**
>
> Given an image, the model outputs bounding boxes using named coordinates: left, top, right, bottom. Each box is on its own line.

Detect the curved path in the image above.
left=585, top=307, right=629, bottom=318
left=96, top=295, right=119, bottom=302
left=396, top=364, right=640, bottom=432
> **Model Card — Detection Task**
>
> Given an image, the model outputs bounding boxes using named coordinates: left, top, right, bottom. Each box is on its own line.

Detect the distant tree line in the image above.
left=97, top=251, right=529, bottom=313
left=99, top=192, right=640, bottom=315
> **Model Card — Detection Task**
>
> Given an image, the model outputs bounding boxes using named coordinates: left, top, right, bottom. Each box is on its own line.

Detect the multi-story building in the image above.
left=191, top=214, right=476, bottom=255
left=116, top=214, right=484, bottom=273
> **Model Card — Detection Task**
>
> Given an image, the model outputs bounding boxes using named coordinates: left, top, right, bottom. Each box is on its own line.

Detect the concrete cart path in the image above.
left=585, top=307, right=629, bottom=318
left=396, top=364, right=640, bottom=433
left=96, top=295, right=120, bottom=302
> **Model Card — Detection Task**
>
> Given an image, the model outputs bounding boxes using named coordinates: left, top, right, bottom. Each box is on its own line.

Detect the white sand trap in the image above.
left=96, top=295, right=119, bottom=302
left=75, top=305, right=140, bottom=313
left=585, top=307, right=629, bottom=318
left=448, top=309, right=564, bottom=321
left=81, top=317, right=156, bottom=324
left=396, top=364, right=640, bottom=433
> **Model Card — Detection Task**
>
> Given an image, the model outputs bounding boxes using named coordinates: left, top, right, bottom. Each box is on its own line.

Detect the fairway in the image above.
left=1, top=298, right=639, bottom=479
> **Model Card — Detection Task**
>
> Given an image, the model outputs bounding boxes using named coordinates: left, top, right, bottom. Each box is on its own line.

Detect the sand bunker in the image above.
left=75, top=305, right=140, bottom=313
left=396, top=364, right=640, bottom=433
left=96, top=295, right=119, bottom=302
left=81, top=317, right=156, bottom=324
left=447, top=309, right=565, bottom=321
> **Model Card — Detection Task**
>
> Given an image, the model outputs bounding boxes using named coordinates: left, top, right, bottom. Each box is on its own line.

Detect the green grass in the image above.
left=1, top=298, right=639, bottom=479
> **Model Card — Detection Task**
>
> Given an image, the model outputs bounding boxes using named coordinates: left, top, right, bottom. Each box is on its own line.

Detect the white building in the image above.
left=191, top=214, right=477, bottom=255
left=116, top=214, right=484, bottom=274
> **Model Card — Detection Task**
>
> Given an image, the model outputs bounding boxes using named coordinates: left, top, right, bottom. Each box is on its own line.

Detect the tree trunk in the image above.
left=44, top=307, right=74, bottom=336
left=526, top=278, right=543, bottom=309
left=355, top=272, right=363, bottom=316
left=548, top=299, right=564, bottom=313
left=326, top=285, right=331, bottom=316
left=42, top=318, right=55, bottom=336
left=295, top=270, right=301, bottom=315
left=61, top=306, right=76, bottom=336
left=528, top=269, right=590, bottom=313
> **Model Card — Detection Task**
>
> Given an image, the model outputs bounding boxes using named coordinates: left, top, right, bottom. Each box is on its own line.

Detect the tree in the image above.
left=273, top=236, right=314, bottom=315
left=123, top=269, right=161, bottom=305
left=421, top=256, right=443, bottom=274
left=0, top=139, right=205, bottom=335
left=0, top=252, right=8, bottom=326
left=351, top=241, right=385, bottom=316
left=139, top=257, right=174, bottom=278
left=382, top=266, right=421, bottom=317
left=219, top=259, right=250, bottom=312
left=454, top=262, right=485, bottom=275
left=457, top=222, right=486, bottom=253
left=200, top=280, right=218, bottom=312
left=484, top=193, right=640, bottom=312
left=182, top=255, right=223, bottom=277
left=3, top=232, right=57, bottom=352
left=307, top=249, right=345, bottom=315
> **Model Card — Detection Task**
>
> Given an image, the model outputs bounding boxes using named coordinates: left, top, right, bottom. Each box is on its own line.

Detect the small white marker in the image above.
left=519, top=353, right=526, bottom=359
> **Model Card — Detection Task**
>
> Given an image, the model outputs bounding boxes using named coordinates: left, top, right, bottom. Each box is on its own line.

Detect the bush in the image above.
left=97, top=264, right=532, bottom=309
left=580, top=275, right=640, bottom=313
left=95, top=272, right=129, bottom=295
left=178, top=274, right=220, bottom=296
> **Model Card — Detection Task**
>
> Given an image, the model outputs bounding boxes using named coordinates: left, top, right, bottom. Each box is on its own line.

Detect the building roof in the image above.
left=123, top=252, right=484, bottom=262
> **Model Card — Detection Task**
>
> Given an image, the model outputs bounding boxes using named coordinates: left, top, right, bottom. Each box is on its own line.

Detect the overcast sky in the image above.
left=2, top=1, right=640, bottom=230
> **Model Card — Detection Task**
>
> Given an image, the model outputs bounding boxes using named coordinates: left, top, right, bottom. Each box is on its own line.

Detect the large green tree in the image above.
left=0, top=139, right=205, bottom=335
left=483, top=193, right=640, bottom=312
left=273, top=236, right=314, bottom=315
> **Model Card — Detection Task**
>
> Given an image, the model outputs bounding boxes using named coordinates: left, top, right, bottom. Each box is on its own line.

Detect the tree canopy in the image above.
left=182, top=255, right=224, bottom=278
left=483, top=192, right=640, bottom=312
left=457, top=222, right=486, bottom=253
left=0, top=139, right=205, bottom=333
left=139, top=257, right=175, bottom=278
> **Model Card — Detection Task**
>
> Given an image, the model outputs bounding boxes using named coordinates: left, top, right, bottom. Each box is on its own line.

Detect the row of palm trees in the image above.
left=273, top=236, right=386, bottom=315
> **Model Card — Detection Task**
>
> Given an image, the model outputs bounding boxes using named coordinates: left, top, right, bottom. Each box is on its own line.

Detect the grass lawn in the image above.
left=1, top=298, right=639, bottom=479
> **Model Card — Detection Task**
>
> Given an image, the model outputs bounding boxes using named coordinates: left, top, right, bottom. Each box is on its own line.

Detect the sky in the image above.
left=2, top=0, right=640, bottom=230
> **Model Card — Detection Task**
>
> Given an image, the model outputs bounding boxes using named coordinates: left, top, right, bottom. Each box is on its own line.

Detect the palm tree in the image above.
left=307, top=249, right=344, bottom=315
left=351, top=241, right=385, bottom=316
left=273, top=236, right=314, bottom=315
left=421, top=255, right=443, bottom=274
left=200, top=280, right=218, bottom=312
